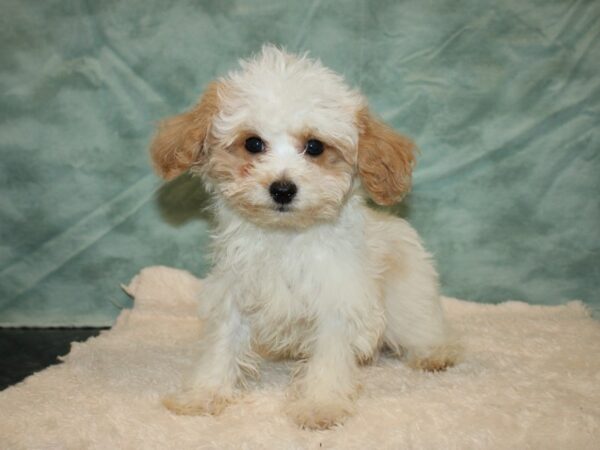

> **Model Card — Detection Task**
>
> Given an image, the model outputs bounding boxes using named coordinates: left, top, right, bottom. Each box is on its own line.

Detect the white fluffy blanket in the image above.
left=1, top=266, right=599, bottom=449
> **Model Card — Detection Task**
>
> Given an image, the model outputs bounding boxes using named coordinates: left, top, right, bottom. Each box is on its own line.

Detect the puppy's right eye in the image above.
left=245, top=136, right=265, bottom=154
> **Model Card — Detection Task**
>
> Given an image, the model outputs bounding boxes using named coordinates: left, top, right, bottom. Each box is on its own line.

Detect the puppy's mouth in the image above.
left=274, top=204, right=292, bottom=213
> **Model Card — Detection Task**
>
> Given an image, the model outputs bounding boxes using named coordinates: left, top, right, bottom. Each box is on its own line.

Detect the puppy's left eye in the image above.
left=305, top=139, right=324, bottom=156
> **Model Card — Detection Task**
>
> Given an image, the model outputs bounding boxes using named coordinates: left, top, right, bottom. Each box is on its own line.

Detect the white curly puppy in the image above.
left=150, top=45, right=459, bottom=429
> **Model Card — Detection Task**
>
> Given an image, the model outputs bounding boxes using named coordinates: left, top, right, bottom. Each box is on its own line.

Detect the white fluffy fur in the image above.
left=2, top=268, right=598, bottom=448
left=153, top=46, right=459, bottom=428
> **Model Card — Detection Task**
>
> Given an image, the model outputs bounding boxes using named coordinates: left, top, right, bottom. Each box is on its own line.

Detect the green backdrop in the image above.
left=1, top=0, right=599, bottom=326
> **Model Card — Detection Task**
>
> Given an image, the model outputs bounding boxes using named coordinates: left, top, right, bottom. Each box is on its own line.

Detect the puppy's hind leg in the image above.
left=382, top=244, right=461, bottom=372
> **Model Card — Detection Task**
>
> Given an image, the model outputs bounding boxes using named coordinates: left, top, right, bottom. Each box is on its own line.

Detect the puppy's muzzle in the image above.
left=269, top=180, right=297, bottom=205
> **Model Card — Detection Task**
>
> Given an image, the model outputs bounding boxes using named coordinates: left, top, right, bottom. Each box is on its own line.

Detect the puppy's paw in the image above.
left=408, top=341, right=462, bottom=372
left=286, top=397, right=355, bottom=430
left=162, top=388, right=232, bottom=416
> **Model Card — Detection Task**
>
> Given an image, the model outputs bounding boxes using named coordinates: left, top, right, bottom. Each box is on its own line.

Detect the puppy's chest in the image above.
left=227, top=228, right=365, bottom=317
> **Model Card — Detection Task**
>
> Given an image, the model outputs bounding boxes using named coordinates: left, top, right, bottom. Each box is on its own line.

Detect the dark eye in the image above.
left=245, top=136, right=264, bottom=154
left=305, top=139, right=324, bottom=156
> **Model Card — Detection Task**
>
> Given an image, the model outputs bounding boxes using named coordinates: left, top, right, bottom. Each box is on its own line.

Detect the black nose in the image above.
left=269, top=180, right=297, bottom=205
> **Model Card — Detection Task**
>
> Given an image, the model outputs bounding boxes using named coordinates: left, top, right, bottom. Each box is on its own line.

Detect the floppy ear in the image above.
left=357, top=109, right=416, bottom=206
left=150, top=82, right=221, bottom=180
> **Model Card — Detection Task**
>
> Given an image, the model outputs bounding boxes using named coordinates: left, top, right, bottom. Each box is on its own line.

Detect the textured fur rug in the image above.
left=1, top=266, right=599, bottom=449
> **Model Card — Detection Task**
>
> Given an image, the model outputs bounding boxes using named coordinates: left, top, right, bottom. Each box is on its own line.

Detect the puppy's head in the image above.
left=151, top=45, right=415, bottom=228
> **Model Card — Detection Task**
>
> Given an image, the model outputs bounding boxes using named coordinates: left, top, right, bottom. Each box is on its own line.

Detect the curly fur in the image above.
left=149, top=45, right=460, bottom=429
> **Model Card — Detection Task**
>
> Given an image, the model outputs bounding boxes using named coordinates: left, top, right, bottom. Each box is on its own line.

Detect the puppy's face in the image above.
left=151, top=46, right=415, bottom=229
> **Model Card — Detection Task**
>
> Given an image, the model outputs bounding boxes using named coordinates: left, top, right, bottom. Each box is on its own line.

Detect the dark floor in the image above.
left=0, top=328, right=105, bottom=390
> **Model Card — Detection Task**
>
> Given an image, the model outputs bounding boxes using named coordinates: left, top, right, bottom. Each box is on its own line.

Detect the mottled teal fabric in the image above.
left=1, top=0, right=598, bottom=326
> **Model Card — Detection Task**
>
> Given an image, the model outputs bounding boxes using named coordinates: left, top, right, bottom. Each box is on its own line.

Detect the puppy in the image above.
left=150, top=45, right=459, bottom=429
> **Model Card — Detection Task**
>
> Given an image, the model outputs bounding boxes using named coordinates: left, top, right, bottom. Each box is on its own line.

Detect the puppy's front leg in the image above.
left=163, top=275, right=256, bottom=416
left=287, top=315, right=360, bottom=429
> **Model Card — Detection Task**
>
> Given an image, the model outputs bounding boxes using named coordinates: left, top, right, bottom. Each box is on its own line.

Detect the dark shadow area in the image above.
left=0, top=328, right=106, bottom=390
left=155, top=173, right=214, bottom=226
left=368, top=192, right=413, bottom=219
left=389, top=192, right=413, bottom=219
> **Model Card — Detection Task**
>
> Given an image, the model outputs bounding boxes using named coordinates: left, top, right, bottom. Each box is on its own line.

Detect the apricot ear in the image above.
left=149, top=82, right=221, bottom=180
left=357, top=109, right=416, bottom=205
